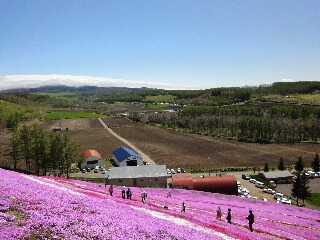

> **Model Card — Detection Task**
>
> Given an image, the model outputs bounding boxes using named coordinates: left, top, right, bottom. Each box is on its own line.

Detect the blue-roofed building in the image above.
left=112, top=146, right=144, bottom=167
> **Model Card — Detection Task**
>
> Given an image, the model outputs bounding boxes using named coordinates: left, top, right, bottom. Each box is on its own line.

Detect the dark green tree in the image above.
left=300, top=171, right=312, bottom=205
left=278, top=156, right=285, bottom=171
left=10, top=129, right=21, bottom=170
left=291, top=172, right=301, bottom=206
left=62, top=134, right=80, bottom=178
left=19, top=125, right=33, bottom=172
left=312, top=153, right=320, bottom=172
left=264, top=162, right=269, bottom=172
left=295, top=156, right=304, bottom=172
left=31, top=124, right=48, bottom=176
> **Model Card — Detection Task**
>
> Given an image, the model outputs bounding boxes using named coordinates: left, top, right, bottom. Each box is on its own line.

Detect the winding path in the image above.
left=98, top=118, right=156, bottom=165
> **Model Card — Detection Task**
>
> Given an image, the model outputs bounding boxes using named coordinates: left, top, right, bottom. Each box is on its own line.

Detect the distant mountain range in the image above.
left=0, top=85, right=158, bottom=94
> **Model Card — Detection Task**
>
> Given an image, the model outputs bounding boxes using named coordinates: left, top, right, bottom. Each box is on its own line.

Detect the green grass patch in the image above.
left=306, top=193, right=320, bottom=208
left=35, top=92, right=79, bottom=102
left=42, top=112, right=106, bottom=119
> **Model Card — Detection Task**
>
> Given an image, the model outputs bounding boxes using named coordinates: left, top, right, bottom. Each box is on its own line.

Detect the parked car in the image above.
left=274, top=193, right=284, bottom=200
left=171, top=169, right=176, bottom=174
left=277, top=197, right=291, bottom=205
left=82, top=169, right=86, bottom=173
left=102, top=170, right=106, bottom=174
left=255, top=182, right=265, bottom=188
left=94, top=169, right=98, bottom=173
left=167, top=169, right=171, bottom=174
left=263, top=188, right=271, bottom=193
left=249, top=178, right=256, bottom=184
left=177, top=168, right=181, bottom=173
left=242, top=174, right=250, bottom=180
left=269, top=181, right=277, bottom=187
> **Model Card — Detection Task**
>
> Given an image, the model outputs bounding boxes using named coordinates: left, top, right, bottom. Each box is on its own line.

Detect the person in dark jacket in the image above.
left=108, top=185, right=113, bottom=196
left=226, top=208, right=232, bottom=224
left=126, top=188, right=132, bottom=200
left=246, top=210, right=254, bottom=232
left=181, top=202, right=186, bottom=212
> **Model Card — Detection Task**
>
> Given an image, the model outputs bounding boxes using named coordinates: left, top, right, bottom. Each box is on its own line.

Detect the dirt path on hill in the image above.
left=98, top=118, right=156, bottom=165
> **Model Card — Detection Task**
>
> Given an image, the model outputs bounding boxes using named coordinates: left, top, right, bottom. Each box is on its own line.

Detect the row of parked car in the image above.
left=237, top=180, right=262, bottom=200
left=305, top=170, right=320, bottom=178
left=248, top=178, right=291, bottom=205
left=78, top=166, right=107, bottom=174
left=167, top=168, right=185, bottom=174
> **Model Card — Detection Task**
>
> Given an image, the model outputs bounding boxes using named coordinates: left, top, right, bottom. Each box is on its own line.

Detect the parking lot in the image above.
left=70, top=169, right=320, bottom=209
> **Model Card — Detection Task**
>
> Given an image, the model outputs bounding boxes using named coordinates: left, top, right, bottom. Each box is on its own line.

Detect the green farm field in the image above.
left=42, top=112, right=106, bottom=119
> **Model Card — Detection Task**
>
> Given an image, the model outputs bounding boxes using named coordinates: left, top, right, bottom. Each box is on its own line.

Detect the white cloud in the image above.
left=280, top=78, right=294, bottom=82
left=0, top=74, right=196, bottom=91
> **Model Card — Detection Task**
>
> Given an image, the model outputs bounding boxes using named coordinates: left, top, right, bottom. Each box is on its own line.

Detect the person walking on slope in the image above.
left=246, top=210, right=254, bottom=232
left=109, top=185, right=114, bottom=196
left=226, top=208, right=232, bottom=224
left=121, top=185, right=126, bottom=199
left=126, top=188, right=132, bottom=200
left=141, top=190, right=147, bottom=204
left=167, top=191, right=171, bottom=198
left=216, top=205, right=222, bottom=220
left=181, top=202, right=186, bottom=212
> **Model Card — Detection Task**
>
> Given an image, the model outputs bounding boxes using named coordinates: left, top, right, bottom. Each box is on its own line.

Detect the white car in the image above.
left=249, top=179, right=256, bottom=184
left=167, top=169, right=172, bottom=174
left=274, top=193, right=284, bottom=199
left=177, top=168, right=181, bottom=173
left=171, top=169, right=176, bottom=174
left=278, top=198, right=291, bottom=205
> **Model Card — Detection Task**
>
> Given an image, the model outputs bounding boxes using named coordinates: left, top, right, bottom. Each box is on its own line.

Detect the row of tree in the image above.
left=133, top=110, right=320, bottom=143
left=11, top=123, right=80, bottom=177
left=263, top=154, right=320, bottom=173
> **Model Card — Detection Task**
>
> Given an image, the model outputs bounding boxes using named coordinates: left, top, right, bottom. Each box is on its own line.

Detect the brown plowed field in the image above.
left=102, top=117, right=135, bottom=128
left=40, top=118, right=129, bottom=159
left=110, top=123, right=320, bottom=169
left=39, top=118, right=103, bottom=131
left=2, top=118, right=319, bottom=170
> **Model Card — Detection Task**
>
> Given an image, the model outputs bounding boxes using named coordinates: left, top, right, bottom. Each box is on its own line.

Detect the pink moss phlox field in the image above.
left=0, top=169, right=320, bottom=240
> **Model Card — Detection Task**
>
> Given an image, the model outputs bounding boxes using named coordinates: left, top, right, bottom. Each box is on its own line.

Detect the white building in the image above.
left=80, top=149, right=104, bottom=170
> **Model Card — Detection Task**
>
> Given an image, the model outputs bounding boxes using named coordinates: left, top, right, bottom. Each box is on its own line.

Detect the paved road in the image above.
left=98, top=118, right=156, bottom=165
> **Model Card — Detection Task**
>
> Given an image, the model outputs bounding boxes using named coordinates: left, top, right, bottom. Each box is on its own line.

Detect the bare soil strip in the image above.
left=98, top=118, right=156, bottom=165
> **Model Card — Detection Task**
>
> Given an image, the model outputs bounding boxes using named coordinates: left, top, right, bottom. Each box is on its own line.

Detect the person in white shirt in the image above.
left=141, top=190, right=147, bottom=203
left=121, top=185, right=126, bottom=199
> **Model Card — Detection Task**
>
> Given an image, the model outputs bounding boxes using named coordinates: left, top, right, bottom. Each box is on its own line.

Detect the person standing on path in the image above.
left=246, top=210, right=254, bottom=232
left=167, top=191, right=171, bottom=198
left=181, top=202, right=186, bottom=212
left=126, top=188, right=132, bottom=200
left=121, top=185, right=126, bottom=199
left=141, top=190, right=147, bottom=204
left=216, top=205, right=222, bottom=220
left=109, top=185, right=114, bottom=196
left=226, top=208, right=232, bottom=224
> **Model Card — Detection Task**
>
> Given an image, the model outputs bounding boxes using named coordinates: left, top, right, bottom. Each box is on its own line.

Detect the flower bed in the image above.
left=0, top=168, right=319, bottom=240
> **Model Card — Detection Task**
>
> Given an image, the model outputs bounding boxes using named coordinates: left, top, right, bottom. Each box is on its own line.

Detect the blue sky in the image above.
left=0, top=0, right=319, bottom=90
